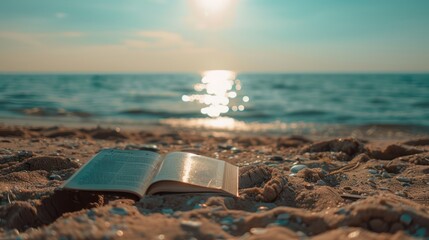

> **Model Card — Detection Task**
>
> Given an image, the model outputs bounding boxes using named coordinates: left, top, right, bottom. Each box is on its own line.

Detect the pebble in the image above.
left=87, top=210, right=96, bottom=220
left=381, top=172, right=392, bottom=178
left=270, top=155, right=284, bottom=162
left=290, top=164, right=307, bottom=174
left=18, top=150, right=33, bottom=158
left=218, top=144, right=234, bottom=150
left=335, top=208, right=349, bottom=215
left=180, top=220, right=202, bottom=229
left=161, top=208, right=174, bottom=215
left=220, top=216, right=234, bottom=225
left=415, top=227, right=427, bottom=237
left=316, top=180, right=327, bottom=186
left=347, top=230, right=361, bottom=238
left=395, top=191, right=407, bottom=197
left=369, top=218, right=388, bottom=232
left=277, top=213, right=291, bottom=220
left=275, top=219, right=289, bottom=226
left=250, top=228, right=267, bottom=235
left=399, top=213, right=412, bottom=225
left=396, top=176, right=411, bottom=183
left=368, top=169, right=378, bottom=175
left=257, top=206, right=269, bottom=212
left=109, top=207, right=128, bottom=216
left=48, top=174, right=62, bottom=181
left=231, top=147, right=241, bottom=153
left=125, top=144, right=159, bottom=152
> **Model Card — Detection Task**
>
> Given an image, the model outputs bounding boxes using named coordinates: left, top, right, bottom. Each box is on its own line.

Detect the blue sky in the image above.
left=0, top=0, right=428, bottom=72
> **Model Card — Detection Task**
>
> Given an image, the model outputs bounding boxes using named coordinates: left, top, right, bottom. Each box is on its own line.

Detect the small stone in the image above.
left=415, top=227, right=427, bottom=237
left=275, top=219, right=289, bottom=226
left=109, top=207, right=128, bottom=216
left=399, top=213, right=412, bottom=225
left=161, top=208, right=174, bottom=215
left=115, top=230, right=123, bottom=237
left=396, top=176, right=411, bottom=183
left=18, top=150, right=33, bottom=158
left=157, top=234, right=165, bottom=240
left=316, top=180, right=327, bottom=186
left=270, top=155, right=284, bottom=162
left=87, top=210, right=96, bottom=220
left=231, top=147, right=241, bottom=153
left=277, top=213, right=290, bottom=220
left=395, top=191, right=407, bottom=197
left=381, top=172, right=392, bottom=178
left=250, top=228, right=267, bottom=235
left=220, top=216, right=234, bottom=225
left=218, top=144, right=234, bottom=150
left=368, top=169, right=378, bottom=175
left=125, top=144, right=159, bottom=152
left=335, top=208, right=349, bottom=215
left=257, top=206, right=269, bottom=212
left=48, top=174, right=62, bottom=181
left=369, top=218, right=388, bottom=232
left=290, top=164, right=307, bottom=174
left=347, top=230, right=360, bottom=238
left=180, top=220, right=202, bottom=229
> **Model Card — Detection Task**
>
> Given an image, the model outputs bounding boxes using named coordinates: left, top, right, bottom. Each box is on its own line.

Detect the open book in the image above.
left=62, top=149, right=238, bottom=198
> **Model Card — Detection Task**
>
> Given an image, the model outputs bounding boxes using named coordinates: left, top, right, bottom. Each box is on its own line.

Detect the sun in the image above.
left=188, top=0, right=238, bottom=29
left=194, top=0, right=232, bottom=16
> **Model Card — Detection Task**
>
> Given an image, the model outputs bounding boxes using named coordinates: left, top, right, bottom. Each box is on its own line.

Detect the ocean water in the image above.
left=0, top=73, right=428, bottom=134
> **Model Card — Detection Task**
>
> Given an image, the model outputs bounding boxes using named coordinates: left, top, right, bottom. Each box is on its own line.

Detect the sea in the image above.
left=1, top=72, right=428, bottom=136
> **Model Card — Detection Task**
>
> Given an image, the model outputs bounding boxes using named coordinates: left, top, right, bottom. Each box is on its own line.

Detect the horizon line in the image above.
left=1, top=71, right=429, bottom=75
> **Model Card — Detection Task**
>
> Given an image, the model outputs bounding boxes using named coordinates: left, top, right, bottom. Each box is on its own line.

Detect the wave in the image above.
left=412, top=101, right=429, bottom=109
left=120, top=109, right=200, bottom=118
left=18, top=107, right=92, bottom=118
left=285, top=110, right=329, bottom=116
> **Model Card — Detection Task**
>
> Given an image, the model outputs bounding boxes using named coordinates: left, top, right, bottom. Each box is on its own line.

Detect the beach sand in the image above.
left=0, top=124, right=429, bottom=239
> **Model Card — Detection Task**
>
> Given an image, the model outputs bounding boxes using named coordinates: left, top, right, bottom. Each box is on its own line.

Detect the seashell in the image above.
left=257, top=175, right=288, bottom=202
left=239, top=165, right=272, bottom=189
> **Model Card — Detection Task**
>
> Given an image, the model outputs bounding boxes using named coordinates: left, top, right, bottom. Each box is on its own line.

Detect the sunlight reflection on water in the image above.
left=182, top=70, right=249, bottom=118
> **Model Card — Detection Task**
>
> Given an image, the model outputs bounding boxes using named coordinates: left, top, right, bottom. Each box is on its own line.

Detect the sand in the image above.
left=0, top=124, right=429, bottom=239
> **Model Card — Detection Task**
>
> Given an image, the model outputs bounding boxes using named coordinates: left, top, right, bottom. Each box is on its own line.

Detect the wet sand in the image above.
left=1, top=124, right=429, bottom=239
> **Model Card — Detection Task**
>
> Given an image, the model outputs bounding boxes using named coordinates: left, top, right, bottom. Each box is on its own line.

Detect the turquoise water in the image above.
left=0, top=73, right=428, bottom=130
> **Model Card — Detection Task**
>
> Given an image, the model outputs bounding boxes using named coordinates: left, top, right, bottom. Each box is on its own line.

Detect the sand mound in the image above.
left=0, top=125, right=428, bottom=239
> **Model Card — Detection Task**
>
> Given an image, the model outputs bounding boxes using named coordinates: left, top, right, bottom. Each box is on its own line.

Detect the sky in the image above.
left=0, top=0, right=428, bottom=73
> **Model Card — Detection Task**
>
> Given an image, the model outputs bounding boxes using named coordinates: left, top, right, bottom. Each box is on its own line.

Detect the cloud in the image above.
left=0, top=32, right=43, bottom=46
left=0, top=31, right=85, bottom=46
left=61, top=32, right=84, bottom=37
left=55, top=12, right=68, bottom=19
left=124, top=31, right=193, bottom=49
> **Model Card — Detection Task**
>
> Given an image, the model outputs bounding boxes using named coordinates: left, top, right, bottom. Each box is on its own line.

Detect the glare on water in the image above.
left=182, top=70, right=249, bottom=118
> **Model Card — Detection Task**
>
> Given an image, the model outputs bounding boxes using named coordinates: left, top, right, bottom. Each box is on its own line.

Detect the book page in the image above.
left=63, top=149, right=162, bottom=197
left=149, top=152, right=238, bottom=196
